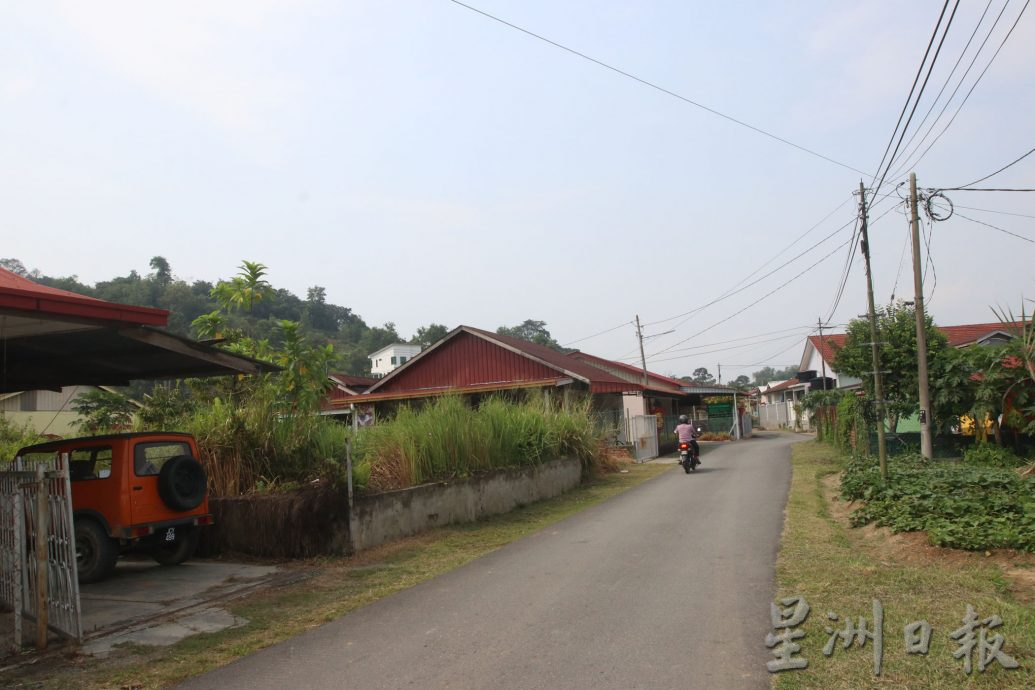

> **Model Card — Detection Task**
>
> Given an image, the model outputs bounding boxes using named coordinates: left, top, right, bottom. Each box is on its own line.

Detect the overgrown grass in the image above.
left=5, top=462, right=669, bottom=690
left=352, top=395, right=610, bottom=493
left=840, top=452, right=1035, bottom=551
left=184, top=390, right=348, bottom=496
left=775, top=441, right=1035, bottom=689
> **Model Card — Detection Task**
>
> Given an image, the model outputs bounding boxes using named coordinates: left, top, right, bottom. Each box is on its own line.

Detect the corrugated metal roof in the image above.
left=341, top=325, right=640, bottom=405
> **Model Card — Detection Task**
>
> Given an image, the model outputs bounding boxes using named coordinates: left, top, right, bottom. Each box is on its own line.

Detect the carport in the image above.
left=0, top=267, right=278, bottom=652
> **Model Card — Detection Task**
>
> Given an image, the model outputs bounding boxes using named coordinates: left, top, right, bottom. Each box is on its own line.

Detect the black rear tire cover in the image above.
left=158, top=455, right=207, bottom=511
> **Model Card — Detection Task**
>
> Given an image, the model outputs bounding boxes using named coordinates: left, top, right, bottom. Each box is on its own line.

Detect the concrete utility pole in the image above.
left=718, top=363, right=722, bottom=385
left=859, top=182, right=889, bottom=481
left=817, top=317, right=828, bottom=390
left=909, top=172, right=934, bottom=460
left=635, top=315, right=649, bottom=388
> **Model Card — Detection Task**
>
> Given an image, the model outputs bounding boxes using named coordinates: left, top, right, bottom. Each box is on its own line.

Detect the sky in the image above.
left=2, top=0, right=1033, bottom=381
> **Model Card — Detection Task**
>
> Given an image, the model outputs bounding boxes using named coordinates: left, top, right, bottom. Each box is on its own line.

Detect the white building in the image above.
left=368, top=343, right=422, bottom=378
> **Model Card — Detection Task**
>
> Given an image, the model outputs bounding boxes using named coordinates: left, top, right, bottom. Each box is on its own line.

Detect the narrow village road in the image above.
left=178, top=432, right=798, bottom=690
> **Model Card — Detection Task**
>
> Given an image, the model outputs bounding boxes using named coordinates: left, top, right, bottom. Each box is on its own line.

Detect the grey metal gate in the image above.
left=1, top=453, right=82, bottom=649
left=629, top=415, right=659, bottom=462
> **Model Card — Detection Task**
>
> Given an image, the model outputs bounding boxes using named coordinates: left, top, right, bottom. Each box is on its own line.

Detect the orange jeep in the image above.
left=17, top=432, right=213, bottom=583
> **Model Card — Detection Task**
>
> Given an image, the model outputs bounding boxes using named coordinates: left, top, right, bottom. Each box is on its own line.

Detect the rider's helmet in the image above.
left=678, top=415, right=689, bottom=424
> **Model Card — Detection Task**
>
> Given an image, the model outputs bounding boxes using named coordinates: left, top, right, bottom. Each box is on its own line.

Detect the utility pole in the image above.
left=817, top=317, right=828, bottom=390
left=859, top=181, right=889, bottom=481
left=717, top=363, right=722, bottom=385
left=635, top=315, right=649, bottom=388
left=909, top=172, right=934, bottom=460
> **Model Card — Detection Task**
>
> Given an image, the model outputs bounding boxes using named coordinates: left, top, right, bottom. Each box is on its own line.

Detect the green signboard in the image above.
left=707, top=402, right=733, bottom=416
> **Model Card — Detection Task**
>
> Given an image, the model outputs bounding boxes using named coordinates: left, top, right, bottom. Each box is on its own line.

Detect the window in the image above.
left=134, top=441, right=190, bottom=476
left=391, top=356, right=397, bottom=365
left=70, top=447, right=113, bottom=480
left=400, top=356, right=407, bottom=364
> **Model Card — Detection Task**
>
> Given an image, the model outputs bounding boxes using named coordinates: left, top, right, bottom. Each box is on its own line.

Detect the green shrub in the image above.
left=840, top=453, right=1035, bottom=550
left=962, top=442, right=1027, bottom=468
left=1, top=415, right=42, bottom=462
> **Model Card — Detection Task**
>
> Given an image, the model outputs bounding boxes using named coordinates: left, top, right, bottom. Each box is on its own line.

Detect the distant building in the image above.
left=368, top=343, right=422, bottom=378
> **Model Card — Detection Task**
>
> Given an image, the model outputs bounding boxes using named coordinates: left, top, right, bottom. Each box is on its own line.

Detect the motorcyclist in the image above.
left=674, top=414, right=700, bottom=464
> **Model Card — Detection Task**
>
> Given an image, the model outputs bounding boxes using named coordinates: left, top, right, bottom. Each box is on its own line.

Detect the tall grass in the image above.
left=353, top=394, right=610, bottom=493
left=164, top=388, right=348, bottom=496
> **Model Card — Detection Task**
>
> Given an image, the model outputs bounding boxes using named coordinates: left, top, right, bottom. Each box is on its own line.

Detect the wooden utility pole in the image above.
left=909, top=172, right=934, bottom=460
left=818, top=317, right=828, bottom=390
left=635, top=315, right=649, bottom=388
left=859, top=182, right=889, bottom=481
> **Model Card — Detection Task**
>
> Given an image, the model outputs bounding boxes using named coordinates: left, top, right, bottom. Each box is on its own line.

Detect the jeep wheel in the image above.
left=75, top=520, right=118, bottom=584
left=158, top=455, right=207, bottom=511
left=150, top=526, right=200, bottom=566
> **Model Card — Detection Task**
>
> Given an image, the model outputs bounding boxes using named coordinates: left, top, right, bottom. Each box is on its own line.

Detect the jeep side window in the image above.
left=134, top=442, right=191, bottom=476
left=70, top=447, right=113, bottom=480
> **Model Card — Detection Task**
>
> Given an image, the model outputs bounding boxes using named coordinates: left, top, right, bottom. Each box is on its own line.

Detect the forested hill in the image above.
left=2, top=256, right=445, bottom=376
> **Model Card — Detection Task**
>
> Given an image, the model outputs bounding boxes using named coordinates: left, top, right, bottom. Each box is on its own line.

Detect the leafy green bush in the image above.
left=1, top=415, right=42, bottom=462
left=840, top=454, right=1035, bottom=550
left=962, top=442, right=1028, bottom=468
left=352, top=394, right=607, bottom=493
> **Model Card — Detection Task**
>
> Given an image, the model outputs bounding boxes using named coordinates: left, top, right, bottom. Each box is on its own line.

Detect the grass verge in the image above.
left=5, top=462, right=669, bottom=690
left=774, top=441, right=1035, bottom=689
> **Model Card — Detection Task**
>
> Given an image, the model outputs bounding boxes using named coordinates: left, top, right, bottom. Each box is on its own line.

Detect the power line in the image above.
left=936, top=187, right=1035, bottom=192
left=891, top=0, right=1030, bottom=176
left=886, top=0, right=997, bottom=176
left=871, top=0, right=956, bottom=197
left=953, top=211, right=1035, bottom=243
left=448, top=0, right=868, bottom=175
left=953, top=204, right=1035, bottom=219
left=648, top=238, right=853, bottom=360
left=561, top=320, right=634, bottom=347
left=643, top=197, right=854, bottom=328
left=618, top=329, right=812, bottom=363
left=954, top=146, right=1035, bottom=188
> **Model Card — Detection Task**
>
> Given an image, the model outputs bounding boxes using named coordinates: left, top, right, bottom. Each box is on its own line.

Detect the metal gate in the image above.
left=1, top=453, right=82, bottom=648
left=628, top=415, right=659, bottom=462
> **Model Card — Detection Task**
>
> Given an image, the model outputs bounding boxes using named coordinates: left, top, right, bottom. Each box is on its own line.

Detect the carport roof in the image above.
left=0, top=267, right=278, bottom=392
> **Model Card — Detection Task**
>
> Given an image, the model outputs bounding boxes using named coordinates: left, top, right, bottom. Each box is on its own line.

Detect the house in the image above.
left=336, top=326, right=638, bottom=413
left=368, top=343, right=422, bottom=378
left=0, top=385, right=136, bottom=437
left=329, top=326, right=748, bottom=453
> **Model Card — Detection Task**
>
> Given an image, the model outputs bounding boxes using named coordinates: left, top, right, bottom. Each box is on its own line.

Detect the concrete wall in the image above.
left=351, top=457, right=582, bottom=552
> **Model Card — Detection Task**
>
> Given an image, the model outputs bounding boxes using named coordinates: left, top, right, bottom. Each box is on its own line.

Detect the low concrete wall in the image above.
left=351, top=457, right=582, bottom=552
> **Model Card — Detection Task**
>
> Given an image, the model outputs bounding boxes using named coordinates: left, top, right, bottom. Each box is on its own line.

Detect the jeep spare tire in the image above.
left=158, top=455, right=207, bottom=511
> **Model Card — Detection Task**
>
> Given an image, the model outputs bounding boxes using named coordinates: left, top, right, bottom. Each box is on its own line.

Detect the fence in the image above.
left=1, top=454, right=82, bottom=650
left=758, top=402, right=810, bottom=431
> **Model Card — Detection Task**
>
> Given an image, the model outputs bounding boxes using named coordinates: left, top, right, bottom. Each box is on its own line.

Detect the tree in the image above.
left=212, top=260, right=273, bottom=314
left=729, top=375, right=751, bottom=390
left=833, top=301, right=949, bottom=432
left=72, top=389, right=137, bottom=434
left=496, top=320, right=568, bottom=352
left=412, top=323, right=450, bottom=349
left=0, top=258, right=30, bottom=277
left=149, top=256, right=172, bottom=286
left=752, top=366, right=798, bottom=386
left=692, top=367, right=715, bottom=384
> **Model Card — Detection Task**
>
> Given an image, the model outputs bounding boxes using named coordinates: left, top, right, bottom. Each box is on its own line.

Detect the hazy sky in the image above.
left=3, top=1, right=1033, bottom=380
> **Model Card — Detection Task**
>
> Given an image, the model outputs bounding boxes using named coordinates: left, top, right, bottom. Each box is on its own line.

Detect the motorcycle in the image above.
left=678, top=427, right=701, bottom=473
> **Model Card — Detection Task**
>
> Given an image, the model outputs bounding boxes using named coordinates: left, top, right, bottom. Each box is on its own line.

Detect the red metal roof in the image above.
left=567, top=351, right=686, bottom=393
left=331, top=326, right=640, bottom=406
left=807, top=334, right=847, bottom=365
left=0, top=267, right=167, bottom=327
left=765, top=377, right=802, bottom=394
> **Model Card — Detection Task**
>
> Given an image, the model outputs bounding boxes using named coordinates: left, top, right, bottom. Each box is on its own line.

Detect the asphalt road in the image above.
left=177, top=432, right=797, bottom=690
